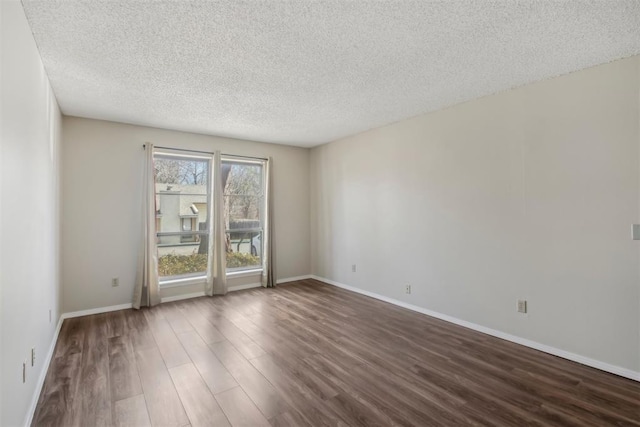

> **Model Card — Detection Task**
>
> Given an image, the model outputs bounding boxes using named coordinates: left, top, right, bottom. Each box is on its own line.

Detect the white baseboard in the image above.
left=310, top=275, right=640, bottom=382
left=277, top=274, right=312, bottom=284
left=23, top=315, right=64, bottom=427
left=62, top=303, right=133, bottom=319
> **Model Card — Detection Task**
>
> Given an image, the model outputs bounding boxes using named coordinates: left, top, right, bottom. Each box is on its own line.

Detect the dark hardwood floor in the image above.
left=33, top=279, right=640, bottom=426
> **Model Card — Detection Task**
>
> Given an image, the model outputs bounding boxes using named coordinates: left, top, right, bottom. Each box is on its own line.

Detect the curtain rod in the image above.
left=143, top=144, right=268, bottom=161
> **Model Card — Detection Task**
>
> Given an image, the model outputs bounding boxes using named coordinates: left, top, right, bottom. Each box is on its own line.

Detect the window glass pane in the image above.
left=157, top=246, right=208, bottom=278
left=225, top=195, right=262, bottom=229
left=227, top=231, right=262, bottom=270
left=155, top=154, right=210, bottom=281
left=223, top=163, right=262, bottom=196
left=155, top=156, right=209, bottom=186
left=222, top=160, right=265, bottom=271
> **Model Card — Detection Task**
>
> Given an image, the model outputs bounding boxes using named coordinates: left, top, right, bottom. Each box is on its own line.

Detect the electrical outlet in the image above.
left=405, top=285, right=411, bottom=294
left=22, top=361, right=26, bottom=383
left=517, top=299, right=527, bottom=313
left=351, top=264, right=356, bottom=273
left=31, top=348, right=36, bottom=366
left=111, top=277, right=119, bottom=287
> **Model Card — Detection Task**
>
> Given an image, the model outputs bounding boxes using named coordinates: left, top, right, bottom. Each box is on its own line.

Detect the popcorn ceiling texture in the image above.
left=21, top=1, right=640, bottom=147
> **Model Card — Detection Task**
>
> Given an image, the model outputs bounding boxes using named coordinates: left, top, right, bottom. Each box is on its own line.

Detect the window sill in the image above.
left=227, top=268, right=263, bottom=279
left=159, top=268, right=263, bottom=288
left=160, top=275, right=206, bottom=289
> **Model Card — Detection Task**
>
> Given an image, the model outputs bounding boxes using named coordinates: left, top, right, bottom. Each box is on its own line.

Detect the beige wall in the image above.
left=311, top=56, right=640, bottom=373
left=62, top=117, right=310, bottom=312
left=1, top=2, right=63, bottom=425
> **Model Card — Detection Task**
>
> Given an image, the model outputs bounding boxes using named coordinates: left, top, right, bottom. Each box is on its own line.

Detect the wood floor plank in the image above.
left=169, top=363, right=231, bottom=427
left=196, top=300, right=267, bottom=359
left=176, top=300, right=227, bottom=344
left=124, top=308, right=152, bottom=331
left=251, top=328, right=318, bottom=362
left=135, top=346, right=189, bottom=427
left=176, top=330, right=238, bottom=395
left=108, top=335, right=143, bottom=401
left=249, top=353, right=351, bottom=427
left=124, top=309, right=157, bottom=352
left=114, top=394, right=151, bottom=427
left=79, top=314, right=112, bottom=426
left=54, top=317, right=85, bottom=358
left=106, top=309, right=127, bottom=338
left=215, top=386, right=271, bottom=427
left=323, top=392, right=399, bottom=427
left=34, top=281, right=640, bottom=427
left=128, top=325, right=158, bottom=352
left=268, top=410, right=314, bottom=427
left=251, top=353, right=337, bottom=402
left=32, top=353, right=83, bottom=427
left=161, top=303, right=195, bottom=334
left=145, top=316, right=191, bottom=368
left=302, top=353, right=448, bottom=426
left=209, top=340, right=290, bottom=419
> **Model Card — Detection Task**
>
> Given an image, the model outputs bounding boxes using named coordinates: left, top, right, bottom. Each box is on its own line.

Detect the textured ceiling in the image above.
left=21, top=1, right=640, bottom=147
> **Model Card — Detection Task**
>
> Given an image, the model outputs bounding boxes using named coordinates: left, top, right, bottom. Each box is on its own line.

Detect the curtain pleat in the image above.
left=133, top=143, right=160, bottom=309
left=262, top=157, right=276, bottom=288
left=207, top=150, right=228, bottom=295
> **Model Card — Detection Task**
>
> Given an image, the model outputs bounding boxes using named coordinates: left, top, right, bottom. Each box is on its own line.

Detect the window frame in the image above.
left=154, top=149, right=213, bottom=286
left=153, top=150, right=268, bottom=288
left=221, top=156, right=267, bottom=274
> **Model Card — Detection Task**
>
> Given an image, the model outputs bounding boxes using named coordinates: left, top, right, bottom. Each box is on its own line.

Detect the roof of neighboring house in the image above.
left=156, top=184, right=207, bottom=217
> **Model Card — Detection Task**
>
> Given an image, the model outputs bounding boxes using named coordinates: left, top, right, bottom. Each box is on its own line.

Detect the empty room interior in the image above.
left=2, top=1, right=640, bottom=426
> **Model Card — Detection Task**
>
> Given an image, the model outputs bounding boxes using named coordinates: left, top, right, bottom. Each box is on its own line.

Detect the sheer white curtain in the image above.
left=262, top=157, right=276, bottom=288
left=133, top=143, right=160, bottom=309
left=206, top=150, right=228, bottom=295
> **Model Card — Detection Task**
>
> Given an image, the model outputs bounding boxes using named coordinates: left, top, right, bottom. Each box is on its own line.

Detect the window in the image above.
left=180, top=217, right=197, bottom=242
left=152, top=150, right=267, bottom=284
left=181, top=218, right=193, bottom=231
left=222, top=158, right=266, bottom=272
left=154, top=151, right=211, bottom=282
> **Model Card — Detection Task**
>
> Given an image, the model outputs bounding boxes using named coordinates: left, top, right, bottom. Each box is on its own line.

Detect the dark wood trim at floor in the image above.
left=33, top=279, right=640, bottom=426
